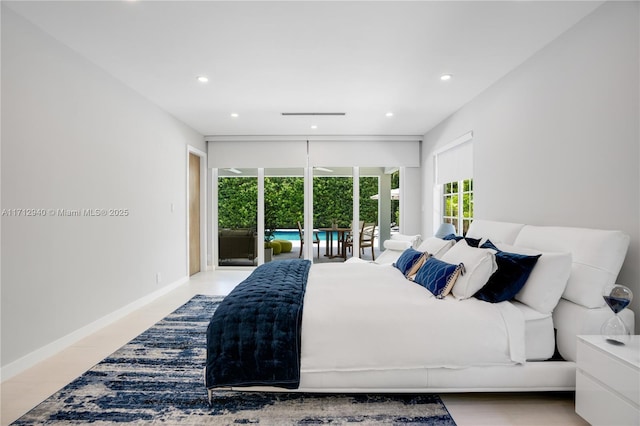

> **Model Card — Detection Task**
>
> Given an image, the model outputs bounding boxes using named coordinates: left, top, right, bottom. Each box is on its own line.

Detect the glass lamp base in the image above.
left=601, top=315, right=631, bottom=345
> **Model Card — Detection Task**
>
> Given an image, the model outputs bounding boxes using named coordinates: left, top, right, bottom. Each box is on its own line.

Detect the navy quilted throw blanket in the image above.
left=206, top=259, right=311, bottom=390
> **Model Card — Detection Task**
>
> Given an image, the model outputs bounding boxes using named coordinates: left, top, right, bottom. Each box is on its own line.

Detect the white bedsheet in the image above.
left=300, top=262, right=525, bottom=374
left=513, top=301, right=555, bottom=361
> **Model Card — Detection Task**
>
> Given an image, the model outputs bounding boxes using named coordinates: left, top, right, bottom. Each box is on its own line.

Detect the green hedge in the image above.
left=218, top=175, right=399, bottom=230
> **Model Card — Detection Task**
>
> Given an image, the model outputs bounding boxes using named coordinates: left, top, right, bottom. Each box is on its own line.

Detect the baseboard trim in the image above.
left=1, top=276, right=188, bottom=382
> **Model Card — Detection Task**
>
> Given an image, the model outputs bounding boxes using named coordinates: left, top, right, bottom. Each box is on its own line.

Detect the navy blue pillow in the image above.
left=413, top=256, right=463, bottom=299
left=464, top=237, right=481, bottom=247
left=474, top=240, right=541, bottom=303
left=481, top=240, right=499, bottom=251
left=441, top=234, right=481, bottom=247
left=393, top=248, right=424, bottom=275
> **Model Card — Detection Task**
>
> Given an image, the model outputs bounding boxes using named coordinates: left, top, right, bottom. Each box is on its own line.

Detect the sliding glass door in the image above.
left=358, top=174, right=379, bottom=261
left=263, top=168, right=304, bottom=263
left=312, top=167, right=353, bottom=263
left=217, top=169, right=258, bottom=267
left=213, top=165, right=404, bottom=268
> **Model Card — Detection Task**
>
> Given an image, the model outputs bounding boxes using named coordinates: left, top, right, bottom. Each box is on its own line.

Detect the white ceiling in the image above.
left=5, top=1, right=603, bottom=137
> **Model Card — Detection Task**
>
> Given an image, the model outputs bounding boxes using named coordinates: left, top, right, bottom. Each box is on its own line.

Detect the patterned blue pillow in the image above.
left=413, top=256, right=464, bottom=298
left=393, top=248, right=424, bottom=275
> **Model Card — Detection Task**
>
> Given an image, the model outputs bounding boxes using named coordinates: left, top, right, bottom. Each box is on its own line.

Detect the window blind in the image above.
left=208, top=140, right=307, bottom=168
left=207, top=138, right=421, bottom=168
left=435, top=138, right=473, bottom=184
left=309, top=140, right=420, bottom=167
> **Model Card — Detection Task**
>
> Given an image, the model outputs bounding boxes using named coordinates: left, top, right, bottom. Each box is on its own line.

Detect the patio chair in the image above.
left=345, top=221, right=363, bottom=253
left=345, top=222, right=376, bottom=260
left=297, top=221, right=320, bottom=258
left=360, top=222, right=376, bottom=260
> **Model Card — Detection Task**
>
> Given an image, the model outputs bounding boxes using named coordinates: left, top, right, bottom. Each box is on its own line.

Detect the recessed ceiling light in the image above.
left=385, top=112, right=394, bottom=117
left=311, top=125, right=318, bottom=129
left=197, top=76, right=209, bottom=83
left=440, top=74, right=452, bottom=81
left=230, top=113, right=239, bottom=118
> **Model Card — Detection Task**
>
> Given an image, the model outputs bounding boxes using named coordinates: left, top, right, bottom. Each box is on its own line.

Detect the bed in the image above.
left=206, top=219, right=635, bottom=396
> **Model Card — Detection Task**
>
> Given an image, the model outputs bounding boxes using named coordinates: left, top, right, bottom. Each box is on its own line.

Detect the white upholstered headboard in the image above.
left=466, top=219, right=633, bottom=362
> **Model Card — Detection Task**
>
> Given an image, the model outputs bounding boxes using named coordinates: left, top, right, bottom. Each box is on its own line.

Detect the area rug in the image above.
left=13, top=295, right=456, bottom=425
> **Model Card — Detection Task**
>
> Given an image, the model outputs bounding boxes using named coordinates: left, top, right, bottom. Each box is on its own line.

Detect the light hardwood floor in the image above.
left=1, top=269, right=588, bottom=426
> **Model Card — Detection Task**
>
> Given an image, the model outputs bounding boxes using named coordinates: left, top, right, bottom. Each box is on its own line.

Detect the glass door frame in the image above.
left=213, top=166, right=394, bottom=268
left=305, top=167, right=360, bottom=261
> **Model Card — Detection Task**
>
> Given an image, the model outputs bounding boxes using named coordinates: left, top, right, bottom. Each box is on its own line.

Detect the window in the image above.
left=433, top=132, right=473, bottom=236
left=442, top=178, right=473, bottom=235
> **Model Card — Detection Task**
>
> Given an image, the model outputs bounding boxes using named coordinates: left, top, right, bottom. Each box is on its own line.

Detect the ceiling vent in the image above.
left=281, top=112, right=346, bottom=116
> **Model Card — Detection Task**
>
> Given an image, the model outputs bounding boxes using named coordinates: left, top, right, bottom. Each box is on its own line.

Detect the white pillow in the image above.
left=384, top=240, right=412, bottom=251
left=374, top=240, right=413, bottom=265
left=496, top=242, right=572, bottom=314
left=514, top=225, right=629, bottom=309
left=466, top=219, right=525, bottom=245
left=391, top=233, right=422, bottom=249
left=440, top=240, right=497, bottom=300
left=416, top=237, right=455, bottom=259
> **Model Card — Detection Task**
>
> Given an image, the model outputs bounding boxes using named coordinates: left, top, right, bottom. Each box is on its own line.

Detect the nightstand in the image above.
left=576, top=335, right=639, bottom=426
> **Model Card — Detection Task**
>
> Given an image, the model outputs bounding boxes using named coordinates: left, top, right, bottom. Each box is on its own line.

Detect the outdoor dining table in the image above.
left=317, top=227, right=352, bottom=259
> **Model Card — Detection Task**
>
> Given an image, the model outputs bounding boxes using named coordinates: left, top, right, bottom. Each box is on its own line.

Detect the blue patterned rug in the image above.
left=12, top=295, right=456, bottom=425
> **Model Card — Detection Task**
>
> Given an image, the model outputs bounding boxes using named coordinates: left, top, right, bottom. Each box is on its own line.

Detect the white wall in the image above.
left=1, top=8, right=205, bottom=369
left=422, top=2, right=639, bottom=329
left=400, top=167, right=422, bottom=236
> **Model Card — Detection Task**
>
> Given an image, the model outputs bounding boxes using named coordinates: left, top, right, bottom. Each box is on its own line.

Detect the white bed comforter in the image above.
left=300, top=262, right=525, bottom=374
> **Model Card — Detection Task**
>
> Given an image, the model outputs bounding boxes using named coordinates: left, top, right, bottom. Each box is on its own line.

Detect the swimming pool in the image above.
left=272, top=229, right=339, bottom=242
left=272, top=230, right=299, bottom=241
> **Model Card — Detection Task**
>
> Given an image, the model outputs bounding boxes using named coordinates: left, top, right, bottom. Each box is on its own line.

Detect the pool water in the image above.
left=272, top=230, right=339, bottom=242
